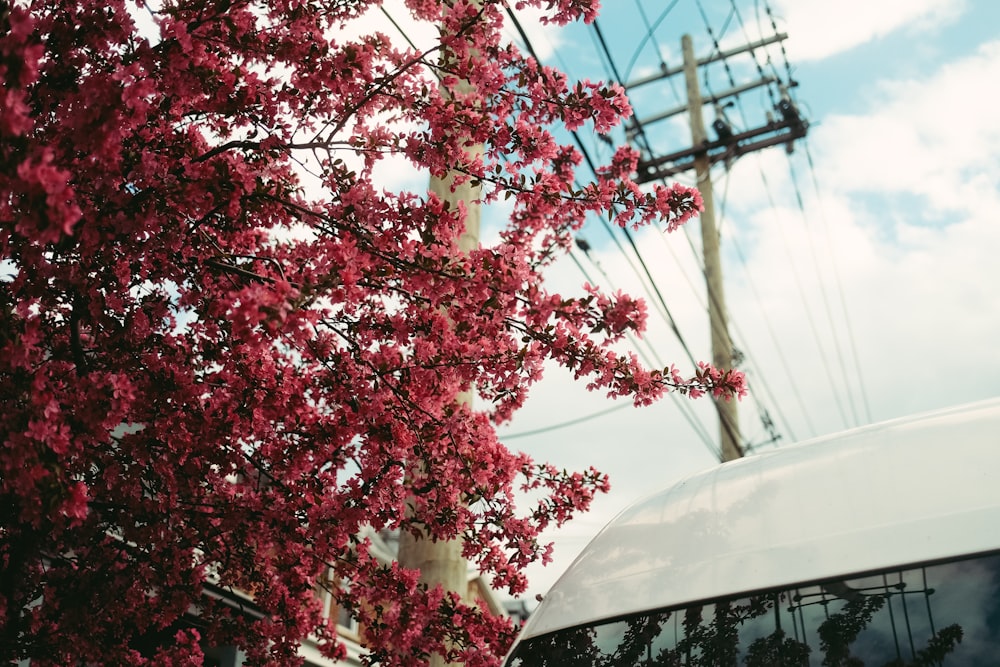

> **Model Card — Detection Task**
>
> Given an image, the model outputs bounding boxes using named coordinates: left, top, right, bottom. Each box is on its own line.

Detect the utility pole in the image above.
left=628, top=32, right=807, bottom=462
left=394, top=162, right=479, bottom=667
left=394, top=5, right=482, bottom=665
left=395, top=163, right=481, bottom=623
left=681, top=34, right=741, bottom=463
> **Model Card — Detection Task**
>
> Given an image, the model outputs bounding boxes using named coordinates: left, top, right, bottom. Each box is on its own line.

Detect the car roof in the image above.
left=517, top=398, right=1000, bottom=640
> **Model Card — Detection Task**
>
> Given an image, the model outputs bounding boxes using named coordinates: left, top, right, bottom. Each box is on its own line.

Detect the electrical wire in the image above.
left=720, top=204, right=815, bottom=439
left=380, top=6, right=419, bottom=52
left=508, top=12, right=689, bottom=349
left=501, top=401, right=633, bottom=440
left=510, top=12, right=692, bottom=360
left=671, top=162, right=799, bottom=444
left=504, top=6, right=589, bottom=97
left=693, top=0, right=737, bottom=103
left=568, top=248, right=598, bottom=287
left=784, top=153, right=860, bottom=427
left=714, top=162, right=798, bottom=442
left=729, top=0, right=779, bottom=108
left=755, top=159, right=852, bottom=429
left=633, top=0, right=673, bottom=71
left=802, top=139, right=873, bottom=424
left=505, top=8, right=722, bottom=458
left=575, top=241, right=720, bottom=458
left=682, top=1, right=825, bottom=444
left=623, top=0, right=684, bottom=104
left=763, top=1, right=796, bottom=92
left=591, top=16, right=745, bottom=457
left=509, top=2, right=858, bottom=455
left=700, top=0, right=868, bottom=432
left=694, top=0, right=864, bottom=438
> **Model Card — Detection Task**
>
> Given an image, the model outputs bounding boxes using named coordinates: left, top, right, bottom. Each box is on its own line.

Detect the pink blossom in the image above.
left=0, top=0, right=741, bottom=663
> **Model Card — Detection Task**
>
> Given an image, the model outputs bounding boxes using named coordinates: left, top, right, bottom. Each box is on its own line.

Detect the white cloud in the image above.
left=814, top=39, right=1000, bottom=203
left=775, top=0, right=966, bottom=61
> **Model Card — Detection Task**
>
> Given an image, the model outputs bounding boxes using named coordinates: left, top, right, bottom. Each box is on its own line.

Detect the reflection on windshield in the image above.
left=507, top=551, right=1000, bottom=666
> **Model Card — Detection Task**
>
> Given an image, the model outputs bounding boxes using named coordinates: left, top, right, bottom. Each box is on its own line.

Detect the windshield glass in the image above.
left=506, top=551, right=1000, bottom=666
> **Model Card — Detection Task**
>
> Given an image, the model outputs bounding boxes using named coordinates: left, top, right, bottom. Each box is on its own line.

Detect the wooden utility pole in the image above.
left=627, top=30, right=806, bottom=461
left=681, top=34, right=741, bottom=462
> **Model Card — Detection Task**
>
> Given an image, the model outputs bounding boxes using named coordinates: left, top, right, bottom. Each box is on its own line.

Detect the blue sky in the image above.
left=481, top=0, right=1000, bottom=599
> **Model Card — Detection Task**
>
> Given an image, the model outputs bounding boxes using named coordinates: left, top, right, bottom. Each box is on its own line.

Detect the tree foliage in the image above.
left=0, top=0, right=746, bottom=664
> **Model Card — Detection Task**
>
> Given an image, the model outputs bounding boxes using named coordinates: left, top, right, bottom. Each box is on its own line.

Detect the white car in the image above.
left=504, top=398, right=1000, bottom=666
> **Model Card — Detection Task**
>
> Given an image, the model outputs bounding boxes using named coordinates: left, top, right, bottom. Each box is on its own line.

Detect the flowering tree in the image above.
left=0, top=0, right=746, bottom=665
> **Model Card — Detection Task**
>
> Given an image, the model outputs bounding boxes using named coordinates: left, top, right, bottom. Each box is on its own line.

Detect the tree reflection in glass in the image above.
left=507, top=551, right=1000, bottom=666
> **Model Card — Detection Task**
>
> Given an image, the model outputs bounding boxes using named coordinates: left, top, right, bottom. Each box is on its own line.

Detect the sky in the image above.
left=478, top=0, right=1000, bottom=601
left=341, top=0, right=1000, bottom=603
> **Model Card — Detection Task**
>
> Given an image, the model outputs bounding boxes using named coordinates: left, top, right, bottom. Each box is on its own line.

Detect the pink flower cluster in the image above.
left=0, top=0, right=745, bottom=664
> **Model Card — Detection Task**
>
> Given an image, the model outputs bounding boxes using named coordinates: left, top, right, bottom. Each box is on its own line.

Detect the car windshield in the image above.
left=506, top=551, right=1000, bottom=666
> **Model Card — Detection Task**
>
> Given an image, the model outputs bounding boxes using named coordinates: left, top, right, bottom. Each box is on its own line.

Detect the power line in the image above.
left=500, top=401, right=633, bottom=440
left=784, top=153, right=860, bottom=427
left=505, top=9, right=722, bottom=458
left=590, top=25, right=705, bottom=360
left=714, top=162, right=799, bottom=442
left=623, top=27, right=787, bottom=454
left=623, top=0, right=685, bottom=103
left=670, top=161, right=799, bottom=444
left=513, top=4, right=850, bottom=456
left=510, top=12, right=696, bottom=361
left=802, top=139, right=873, bottom=424
left=725, top=223, right=815, bottom=439
left=380, top=7, right=419, bottom=51
left=568, top=247, right=598, bottom=287
left=676, top=5, right=822, bottom=442
left=515, top=16, right=700, bottom=367
left=692, top=0, right=767, bottom=151
left=693, top=0, right=737, bottom=103
left=724, top=2, right=849, bottom=427
left=592, top=18, right=747, bottom=458
left=500, top=392, right=717, bottom=459
left=760, top=0, right=796, bottom=93
left=729, top=0, right=780, bottom=109
left=755, top=160, right=852, bottom=430
left=587, top=3, right=866, bottom=445
left=698, top=0, right=836, bottom=444
left=505, top=6, right=587, bottom=97
left=575, top=240, right=720, bottom=458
